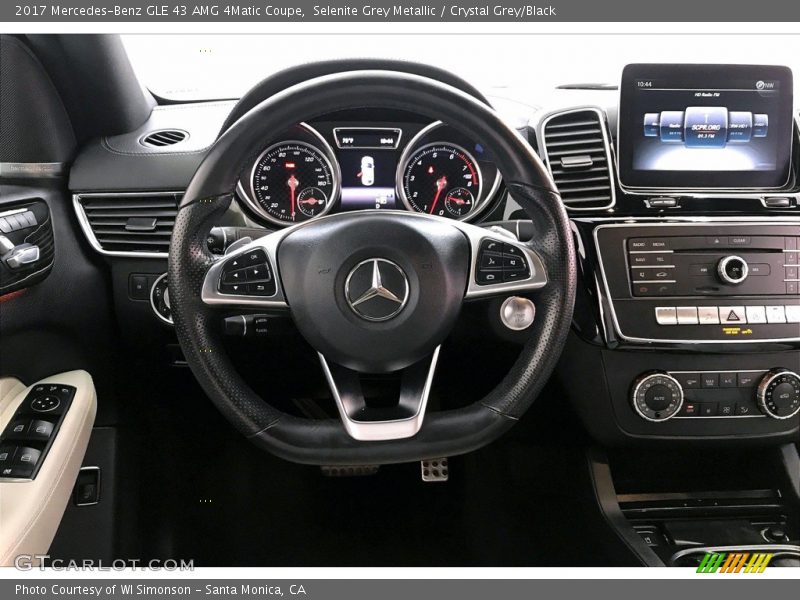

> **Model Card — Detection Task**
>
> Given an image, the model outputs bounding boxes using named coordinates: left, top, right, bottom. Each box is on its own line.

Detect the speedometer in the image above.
left=250, top=141, right=337, bottom=224
left=399, top=143, right=482, bottom=219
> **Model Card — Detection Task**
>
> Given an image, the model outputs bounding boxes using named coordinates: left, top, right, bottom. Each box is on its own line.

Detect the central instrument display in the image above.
left=399, top=143, right=482, bottom=219
left=241, top=121, right=500, bottom=227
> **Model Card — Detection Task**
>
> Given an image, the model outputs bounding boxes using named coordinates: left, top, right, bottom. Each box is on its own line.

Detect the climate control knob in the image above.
left=631, top=372, right=684, bottom=422
left=756, top=369, right=800, bottom=419
left=717, top=255, right=749, bottom=285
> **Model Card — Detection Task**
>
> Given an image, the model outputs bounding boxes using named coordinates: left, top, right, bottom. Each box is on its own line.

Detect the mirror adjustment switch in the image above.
left=29, top=395, right=62, bottom=414
left=23, top=385, right=75, bottom=416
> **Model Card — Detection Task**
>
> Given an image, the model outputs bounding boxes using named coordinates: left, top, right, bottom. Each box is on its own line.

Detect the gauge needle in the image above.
left=287, top=175, right=299, bottom=219
left=430, top=176, right=448, bottom=214
left=299, top=197, right=319, bottom=205
left=448, top=196, right=466, bottom=205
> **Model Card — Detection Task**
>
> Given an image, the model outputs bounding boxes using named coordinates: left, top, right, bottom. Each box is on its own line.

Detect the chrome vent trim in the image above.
left=540, top=107, right=616, bottom=211
left=140, top=129, right=188, bottom=148
left=74, top=192, right=182, bottom=258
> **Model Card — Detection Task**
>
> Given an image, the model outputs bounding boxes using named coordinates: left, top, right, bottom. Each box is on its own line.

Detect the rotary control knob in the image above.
left=717, top=255, right=749, bottom=285
left=631, top=371, right=684, bottom=422
left=150, top=273, right=172, bottom=325
left=756, top=369, right=800, bottom=419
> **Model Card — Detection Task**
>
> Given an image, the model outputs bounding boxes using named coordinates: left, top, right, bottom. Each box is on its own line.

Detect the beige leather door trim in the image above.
left=0, top=370, right=97, bottom=566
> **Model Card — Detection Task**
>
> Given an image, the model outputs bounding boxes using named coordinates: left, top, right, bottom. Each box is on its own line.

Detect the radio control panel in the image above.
left=594, top=222, right=800, bottom=343
left=627, top=234, right=798, bottom=297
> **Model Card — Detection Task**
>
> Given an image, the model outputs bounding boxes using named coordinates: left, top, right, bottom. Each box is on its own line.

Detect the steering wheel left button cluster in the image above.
left=218, top=249, right=276, bottom=296
left=0, top=384, right=74, bottom=480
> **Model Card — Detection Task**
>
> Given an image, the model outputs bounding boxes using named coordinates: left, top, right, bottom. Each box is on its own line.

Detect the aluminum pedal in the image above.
left=320, top=465, right=379, bottom=477
left=421, top=458, right=449, bottom=482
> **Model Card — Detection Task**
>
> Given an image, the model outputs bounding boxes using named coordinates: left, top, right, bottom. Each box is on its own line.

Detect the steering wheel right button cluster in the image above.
left=476, top=239, right=530, bottom=285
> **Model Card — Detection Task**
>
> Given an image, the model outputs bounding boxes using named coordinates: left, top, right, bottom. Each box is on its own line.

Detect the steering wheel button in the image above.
left=244, top=265, right=271, bottom=282
left=476, top=270, right=501, bottom=284
left=502, top=270, right=527, bottom=282
left=243, top=249, right=268, bottom=267
left=501, top=243, right=523, bottom=257
left=502, top=254, right=527, bottom=272
left=222, top=268, right=247, bottom=284
left=219, top=283, right=245, bottom=295
left=480, top=239, right=503, bottom=254
left=479, top=252, right=502, bottom=269
left=247, top=282, right=275, bottom=296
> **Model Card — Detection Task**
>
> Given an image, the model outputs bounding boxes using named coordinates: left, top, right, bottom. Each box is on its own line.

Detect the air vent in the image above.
left=140, top=129, right=188, bottom=148
left=542, top=109, right=616, bottom=210
left=76, top=193, right=181, bottom=256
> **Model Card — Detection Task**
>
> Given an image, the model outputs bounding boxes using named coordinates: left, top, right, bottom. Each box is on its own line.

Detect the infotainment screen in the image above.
left=618, top=64, right=794, bottom=190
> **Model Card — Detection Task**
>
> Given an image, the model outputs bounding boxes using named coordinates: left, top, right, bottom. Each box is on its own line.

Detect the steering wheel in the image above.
left=168, top=71, right=576, bottom=465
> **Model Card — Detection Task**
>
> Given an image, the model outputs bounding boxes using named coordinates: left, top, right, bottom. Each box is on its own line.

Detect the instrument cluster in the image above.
left=236, top=119, right=502, bottom=227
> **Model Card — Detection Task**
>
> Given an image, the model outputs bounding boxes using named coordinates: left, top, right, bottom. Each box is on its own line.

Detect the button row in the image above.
left=475, top=239, right=530, bottom=285
left=629, top=236, right=799, bottom=253
left=0, top=210, right=37, bottom=234
left=679, top=400, right=756, bottom=417
left=0, top=445, right=42, bottom=478
left=3, top=418, right=54, bottom=442
left=655, top=305, right=800, bottom=325
left=671, top=371, right=762, bottom=389
left=630, top=266, right=676, bottom=283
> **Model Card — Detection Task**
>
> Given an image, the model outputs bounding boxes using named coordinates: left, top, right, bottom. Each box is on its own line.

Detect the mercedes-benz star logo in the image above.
left=345, top=258, right=409, bottom=322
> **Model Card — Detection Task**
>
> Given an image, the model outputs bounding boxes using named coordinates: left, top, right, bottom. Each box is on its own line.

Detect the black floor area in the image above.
left=112, top=373, right=639, bottom=567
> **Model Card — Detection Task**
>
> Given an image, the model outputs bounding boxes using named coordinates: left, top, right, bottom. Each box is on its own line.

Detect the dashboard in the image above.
left=67, top=61, right=800, bottom=449
left=233, top=114, right=502, bottom=227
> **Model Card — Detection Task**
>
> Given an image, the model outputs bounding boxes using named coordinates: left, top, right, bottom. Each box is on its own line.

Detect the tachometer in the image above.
left=250, top=141, right=336, bottom=224
left=399, top=143, right=482, bottom=219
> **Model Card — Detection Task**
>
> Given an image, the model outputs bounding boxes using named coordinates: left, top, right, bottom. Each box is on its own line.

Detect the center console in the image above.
left=548, top=63, right=799, bottom=449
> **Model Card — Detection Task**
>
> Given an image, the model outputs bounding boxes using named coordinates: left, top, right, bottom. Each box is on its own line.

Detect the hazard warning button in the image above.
left=720, top=306, right=747, bottom=325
